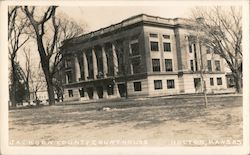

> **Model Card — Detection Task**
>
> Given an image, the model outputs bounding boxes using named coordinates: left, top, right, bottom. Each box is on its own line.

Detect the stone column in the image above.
left=65, top=74, right=69, bottom=84
left=84, top=90, right=89, bottom=100
left=74, top=55, right=81, bottom=82
left=113, top=83, right=120, bottom=98
left=112, top=43, right=119, bottom=76
left=102, top=46, right=108, bottom=78
left=83, top=52, right=89, bottom=80
left=103, top=85, right=108, bottom=99
left=93, top=87, right=99, bottom=100
left=92, top=48, right=98, bottom=79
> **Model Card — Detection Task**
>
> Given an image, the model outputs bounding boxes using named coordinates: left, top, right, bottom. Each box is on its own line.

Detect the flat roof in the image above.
left=62, top=14, right=193, bottom=46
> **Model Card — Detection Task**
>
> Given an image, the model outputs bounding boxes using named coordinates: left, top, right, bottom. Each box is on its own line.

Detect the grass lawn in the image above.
left=9, top=95, right=243, bottom=147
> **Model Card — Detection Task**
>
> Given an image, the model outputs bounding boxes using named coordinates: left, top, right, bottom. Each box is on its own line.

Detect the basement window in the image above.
left=167, top=80, right=175, bottom=89
left=68, top=90, right=73, bottom=97
left=134, top=82, right=142, bottom=91
left=217, top=77, right=222, bottom=85
left=154, top=80, right=163, bottom=90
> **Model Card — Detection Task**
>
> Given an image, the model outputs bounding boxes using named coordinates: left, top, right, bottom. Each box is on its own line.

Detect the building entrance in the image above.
left=118, top=83, right=127, bottom=97
left=87, top=87, right=94, bottom=99
left=97, top=86, right=103, bottom=98
left=194, top=78, right=202, bottom=93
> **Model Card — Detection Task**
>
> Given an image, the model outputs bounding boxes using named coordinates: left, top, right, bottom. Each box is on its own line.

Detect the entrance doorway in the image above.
left=194, top=78, right=202, bottom=93
left=96, top=86, right=103, bottom=98
left=87, top=87, right=93, bottom=99
left=118, top=83, right=127, bottom=97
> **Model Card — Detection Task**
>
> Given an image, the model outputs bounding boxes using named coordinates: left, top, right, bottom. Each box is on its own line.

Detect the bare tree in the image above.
left=22, top=47, right=32, bottom=104
left=8, top=6, right=29, bottom=107
left=192, top=6, right=242, bottom=93
left=23, top=6, right=59, bottom=105
left=23, top=6, right=85, bottom=105
left=30, top=64, right=46, bottom=106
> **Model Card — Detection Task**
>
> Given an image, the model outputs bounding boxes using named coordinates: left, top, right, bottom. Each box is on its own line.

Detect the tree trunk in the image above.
left=10, top=59, right=17, bottom=107
left=36, top=36, right=55, bottom=105
left=47, top=77, right=55, bottom=105
left=233, top=71, right=242, bottom=93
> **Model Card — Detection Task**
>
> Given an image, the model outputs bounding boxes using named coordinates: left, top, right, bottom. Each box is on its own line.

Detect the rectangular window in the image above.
left=150, top=41, right=159, bottom=51
left=150, top=33, right=158, bottom=38
left=167, top=80, right=175, bottom=89
left=217, top=77, right=222, bottom=85
left=79, top=88, right=85, bottom=97
left=210, top=78, right=214, bottom=86
left=194, top=47, right=198, bottom=71
left=165, top=59, right=173, bottom=72
left=130, top=42, right=139, bottom=56
left=163, top=35, right=170, bottom=39
left=190, top=60, right=194, bottom=71
left=207, top=60, right=212, bottom=72
left=68, top=90, right=73, bottom=97
left=215, top=60, right=221, bottom=71
left=152, top=59, right=161, bottom=72
left=66, top=71, right=73, bottom=83
left=189, top=44, right=192, bottom=53
left=163, top=42, right=171, bottom=52
left=134, top=82, right=142, bottom=91
left=194, top=78, right=201, bottom=89
left=154, top=80, right=163, bottom=90
left=193, top=44, right=196, bottom=53
left=188, top=36, right=196, bottom=53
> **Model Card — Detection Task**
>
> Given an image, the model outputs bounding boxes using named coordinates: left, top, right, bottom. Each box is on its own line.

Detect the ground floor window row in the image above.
left=154, top=79, right=175, bottom=90
left=152, top=77, right=223, bottom=91
left=209, top=77, right=223, bottom=86
left=67, top=84, right=116, bottom=98
left=132, top=79, right=176, bottom=92
left=67, top=77, right=223, bottom=97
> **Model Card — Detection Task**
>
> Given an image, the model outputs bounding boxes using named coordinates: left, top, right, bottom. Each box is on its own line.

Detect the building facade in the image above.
left=61, top=14, right=228, bottom=101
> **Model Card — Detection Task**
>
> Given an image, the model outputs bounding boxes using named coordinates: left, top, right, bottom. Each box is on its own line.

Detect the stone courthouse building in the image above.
left=60, top=14, right=228, bottom=101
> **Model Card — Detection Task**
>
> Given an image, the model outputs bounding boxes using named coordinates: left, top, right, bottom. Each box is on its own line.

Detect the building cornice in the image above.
left=61, top=14, right=195, bottom=49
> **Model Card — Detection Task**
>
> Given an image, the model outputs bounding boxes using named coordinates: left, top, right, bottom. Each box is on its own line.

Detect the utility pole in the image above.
left=198, top=40, right=208, bottom=108
left=196, top=17, right=208, bottom=107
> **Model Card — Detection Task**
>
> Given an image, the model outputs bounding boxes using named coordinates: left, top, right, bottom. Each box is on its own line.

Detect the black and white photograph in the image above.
left=0, top=0, right=249, bottom=155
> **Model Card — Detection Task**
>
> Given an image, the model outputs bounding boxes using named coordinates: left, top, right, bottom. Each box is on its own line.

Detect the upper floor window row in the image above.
left=149, top=33, right=171, bottom=39
left=150, top=33, right=158, bottom=38
left=150, top=41, right=171, bottom=52
left=163, top=42, right=171, bottom=52
left=150, top=41, right=159, bottom=51
left=215, top=60, right=221, bottom=72
left=189, top=43, right=196, bottom=53
left=163, top=35, right=170, bottom=39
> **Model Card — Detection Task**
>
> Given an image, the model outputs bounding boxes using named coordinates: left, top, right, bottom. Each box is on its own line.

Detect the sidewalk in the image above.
left=60, top=92, right=242, bottom=102
left=54, top=92, right=242, bottom=110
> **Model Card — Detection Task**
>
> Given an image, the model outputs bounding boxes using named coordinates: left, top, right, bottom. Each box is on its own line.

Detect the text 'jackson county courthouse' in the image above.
left=61, top=14, right=230, bottom=102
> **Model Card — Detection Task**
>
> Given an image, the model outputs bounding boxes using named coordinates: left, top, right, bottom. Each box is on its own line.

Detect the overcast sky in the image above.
left=59, top=6, right=194, bottom=32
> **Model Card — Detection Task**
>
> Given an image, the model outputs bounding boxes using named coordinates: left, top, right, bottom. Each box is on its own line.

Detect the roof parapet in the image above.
left=63, top=14, right=194, bottom=46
